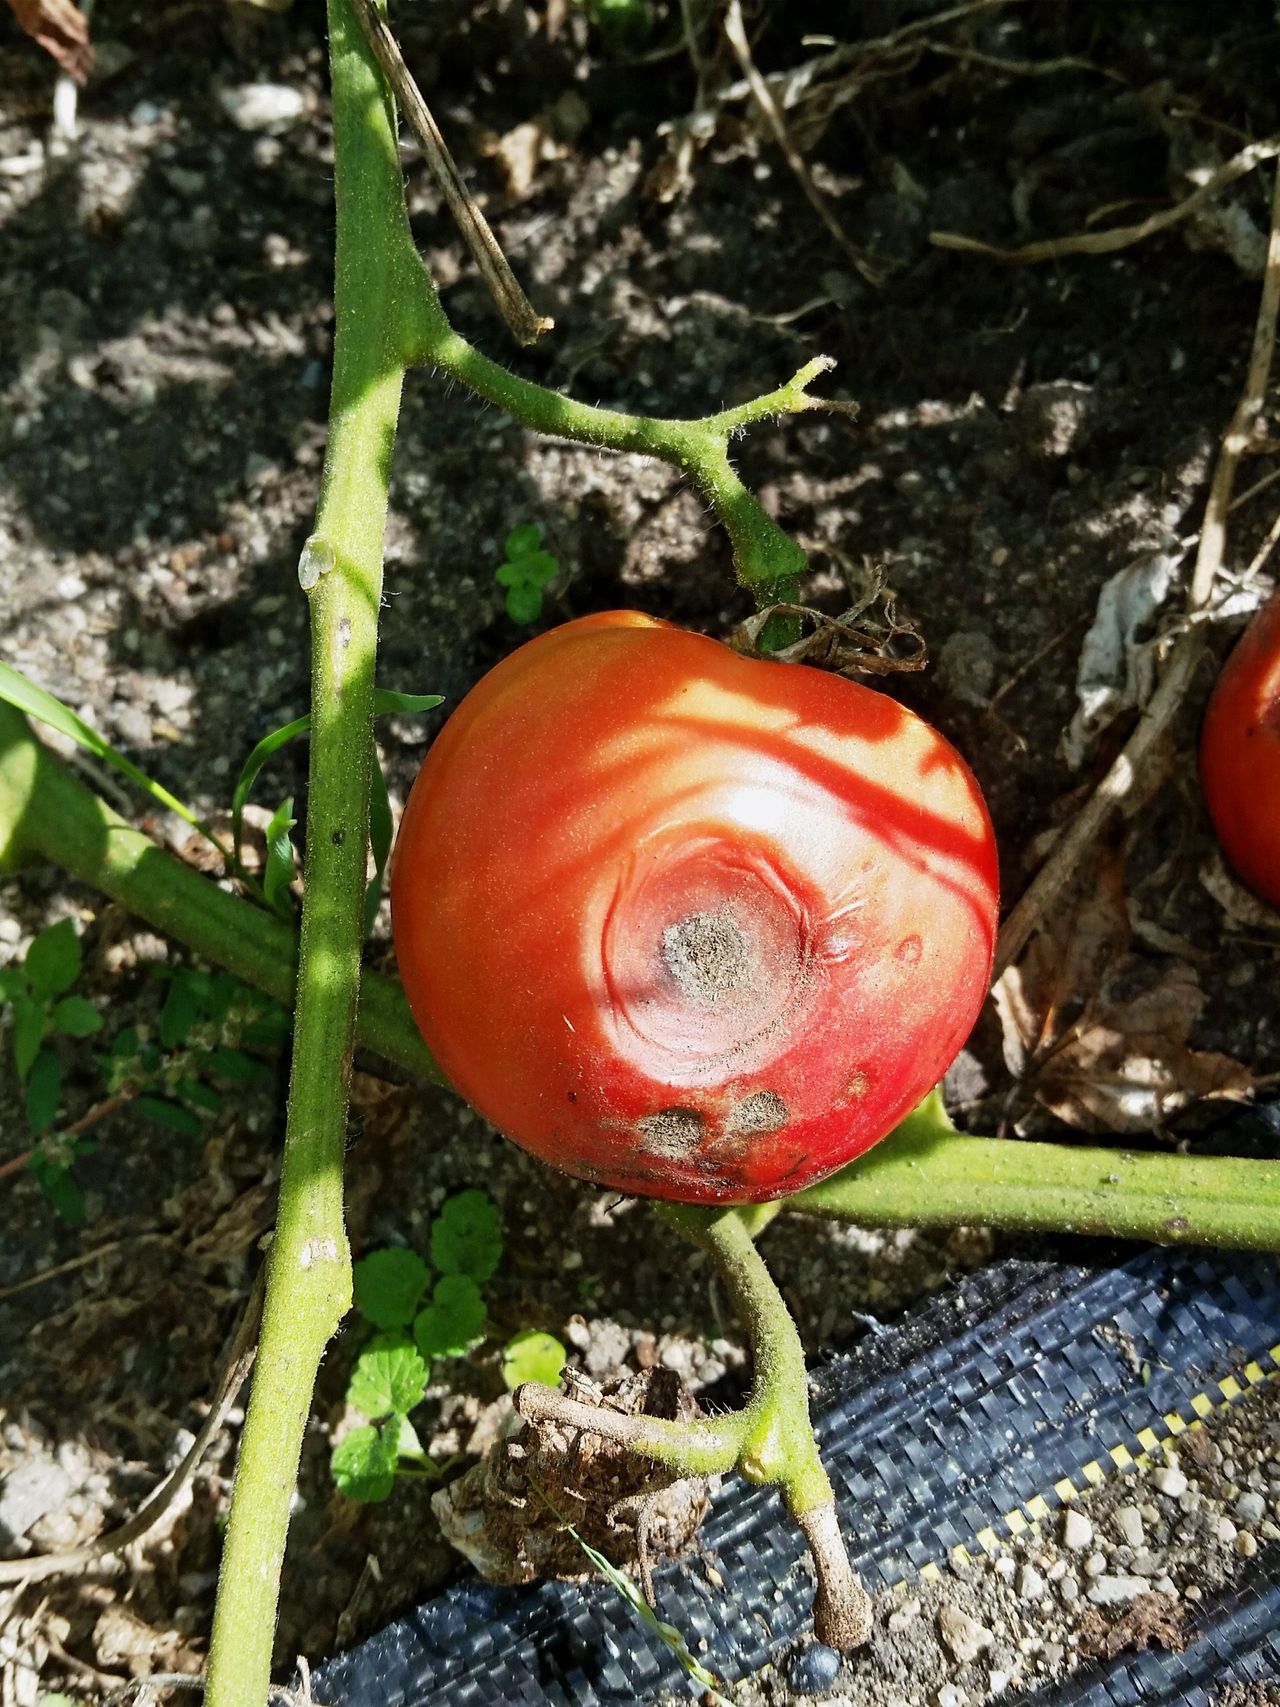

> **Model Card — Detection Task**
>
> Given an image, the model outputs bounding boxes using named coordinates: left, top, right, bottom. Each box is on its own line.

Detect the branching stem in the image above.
left=518, top=1202, right=872, bottom=1648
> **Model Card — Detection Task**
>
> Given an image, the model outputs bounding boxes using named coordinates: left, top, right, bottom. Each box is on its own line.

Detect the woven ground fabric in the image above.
left=311, top=1244, right=1280, bottom=1706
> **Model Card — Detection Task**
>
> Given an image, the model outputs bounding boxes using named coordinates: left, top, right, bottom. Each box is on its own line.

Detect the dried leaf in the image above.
left=7, top=0, right=93, bottom=82
left=1062, top=549, right=1182, bottom=769
left=1036, top=960, right=1254, bottom=1133
left=992, top=844, right=1131, bottom=1078
left=482, top=121, right=555, bottom=201
left=1199, top=851, right=1280, bottom=933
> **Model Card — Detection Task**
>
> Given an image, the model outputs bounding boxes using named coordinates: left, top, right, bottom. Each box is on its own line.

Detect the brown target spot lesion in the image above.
left=725, top=1090, right=789, bottom=1135
left=636, top=1107, right=706, bottom=1158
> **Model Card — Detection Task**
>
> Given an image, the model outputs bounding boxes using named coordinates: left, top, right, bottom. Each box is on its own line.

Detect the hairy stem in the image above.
left=397, top=297, right=844, bottom=604
left=204, top=6, right=411, bottom=1702
left=792, top=1091, right=1280, bottom=1250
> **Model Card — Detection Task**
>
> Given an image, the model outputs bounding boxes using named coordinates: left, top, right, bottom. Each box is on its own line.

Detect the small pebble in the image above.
left=1235, top=1531, right=1259, bottom=1560
left=1217, top=1517, right=1238, bottom=1546
left=993, top=1556, right=1016, bottom=1581
left=1083, top=1552, right=1107, bottom=1578
left=1058, top=1574, right=1080, bottom=1604
left=1153, top=1465, right=1188, bottom=1499
left=1114, top=1505, right=1144, bottom=1548
left=1063, top=1508, right=1093, bottom=1551
left=788, top=1644, right=841, bottom=1694
left=1236, top=1490, right=1266, bottom=1524
left=887, top=1597, right=920, bottom=1633
left=218, top=82, right=306, bottom=134
left=1155, top=1576, right=1179, bottom=1597
left=1088, top=1574, right=1152, bottom=1606
left=938, top=1602, right=994, bottom=1664
left=1017, top=1563, right=1046, bottom=1601
left=935, top=1688, right=965, bottom=1707
left=989, top=1672, right=1010, bottom=1697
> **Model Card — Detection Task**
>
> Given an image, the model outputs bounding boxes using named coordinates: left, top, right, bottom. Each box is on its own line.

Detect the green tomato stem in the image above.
left=203, top=5, right=412, bottom=1702
left=793, top=1114, right=1280, bottom=1251
left=394, top=293, right=841, bottom=605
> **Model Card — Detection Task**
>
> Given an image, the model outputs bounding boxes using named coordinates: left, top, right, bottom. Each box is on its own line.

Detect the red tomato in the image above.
left=1200, top=593, right=1280, bottom=908
left=391, top=612, right=999, bottom=1204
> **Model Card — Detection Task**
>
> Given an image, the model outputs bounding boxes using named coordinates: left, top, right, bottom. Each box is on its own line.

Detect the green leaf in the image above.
left=373, top=689, right=443, bottom=716
left=0, top=662, right=216, bottom=841
left=347, top=1336, right=428, bottom=1417
left=137, top=1095, right=204, bottom=1137
left=353, top=1247, right=429, bottom=1330
left=562, top=1518, right=725, bottom=1697
left=501, top=1331, right=566, bottom=1392
left=25, top=1049, right=61, bottom=1134
left=159, top=969, right=205, bottom=1049
left=504, top=583, right=543, bottom=624
left=0, top=965, right=27, bottom=1002
left=230, top=714, right=311, bottom=872
left=204, top=971, right=243, bottom=1023
left=11, top=994, right=47, bottom=1079
left=206, top=1046, right=271, bottom=1085
left=29, top=1151, right=85, bottom=1224
left=396, top=1413, right=427, bottom=1464
left=50, top=994, right=103, bottom=1037
left=413, top=1274, right=487, bottom=1360
left=330, top=1424, right=398, bottom=1503
left=363, top=759, right=394, bottom=937
left=431, top=1189, right=503, bottom=1283
left=262, top=797, right=298, bottom=917
left=504, top=523, right=542, bottom=558
left=522, top=550, right=559, bottom=588
left=24, top=919, right=81, bottom=1000
left=177, top=1075, right=224, bottom=1114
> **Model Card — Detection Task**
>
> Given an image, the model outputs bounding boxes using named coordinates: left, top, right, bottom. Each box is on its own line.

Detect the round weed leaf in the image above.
left=504, top=583, right=543, bottom=624
left=502, top=1330, right=567, bottom=1391
left=353, top=1247, right=430, bottom=1329
left=331, top=1425, right=398, bottom=1503
left=413, top=1274, right=487, bottom=1360
left=346, top=1336, right=428, bottom=1417
left=430, top=1189, right=503, bottom=1283
left=504, top=523, right=542, bottom=558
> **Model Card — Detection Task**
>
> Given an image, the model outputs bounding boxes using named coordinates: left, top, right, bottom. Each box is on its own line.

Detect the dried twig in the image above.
left=0, top=1274, right=263, bottom=1585
left=722, top=0, right=881, bottom=285
left=995, top=163, right=1280, bottom=974
left=0, top=1229, right=167, bottom=1300
left=933, top=136, right=1280, bottom=266
left=346, top=0, right=553, bottom=347
left=0, top=1088, right=135, bottom=1184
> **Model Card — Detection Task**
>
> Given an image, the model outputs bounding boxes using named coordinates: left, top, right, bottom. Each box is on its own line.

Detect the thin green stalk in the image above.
left=204, top=6, right=412, bottom=1702
left=398, top=296, right=844, bottom=605
left=0, top=698, right=437, bottom=1081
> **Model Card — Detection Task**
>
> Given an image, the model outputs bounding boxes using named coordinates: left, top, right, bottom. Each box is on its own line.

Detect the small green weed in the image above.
left=334, top=1189, right=568, bottom=1501
left=1, top=931, right=288, bottom=1222
left=494, top=524, right=559, bottom=624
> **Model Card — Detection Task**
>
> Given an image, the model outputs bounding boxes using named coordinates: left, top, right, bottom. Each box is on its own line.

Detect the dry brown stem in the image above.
left=934, top=136, right=1280, bottom=267
left=722, top=0, right=881, bottom=284
left=346, top=0, right=553, bottom=346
